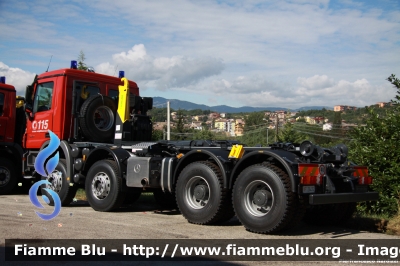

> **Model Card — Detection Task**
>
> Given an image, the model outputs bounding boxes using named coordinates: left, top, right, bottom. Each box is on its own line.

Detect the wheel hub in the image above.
left=93, top=106, right=114, bottom=131
left=194, top=185, right=208, bottom=201
left=253, top=189, right=271, bottom=207
left=185, top=176, right=210, bottom=209
left=92, top=173, right=110, bottom=199
left=243, top=180, right=274, bottom=217
left=46, top=171, right=62, bottom=193
left=0, top=168, right=10, bottom=186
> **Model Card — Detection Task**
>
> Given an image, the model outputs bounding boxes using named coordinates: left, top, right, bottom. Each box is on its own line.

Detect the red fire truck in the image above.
left=0, top=62, right=378, bottom=234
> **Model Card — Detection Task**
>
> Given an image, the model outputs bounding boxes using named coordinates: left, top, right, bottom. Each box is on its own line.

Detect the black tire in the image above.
left=153, top=189, right=178, bottom=209
left=0, top=158, right=18, bottom=194
left=123, top=188, right=142, bottom=205
left=176, top=161, right=234, bottom=225
left=85, top=160, right=126, bottom=212
left=79, top=95, right=116, bottom=143
left=303, top=202, right=357, bottom=226
left=284, top=195, right=307, bottom=230
left=232, top=162, right=296, bottom=234
left=40, top=159, right=78, bottom=206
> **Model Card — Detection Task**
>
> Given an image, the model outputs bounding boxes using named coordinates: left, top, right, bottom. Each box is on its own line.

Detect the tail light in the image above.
left=353, top=166, right=373, bottom=185
left=299, top=164, right=325, bottom=185
left=358, top=176, right=373, bottom=185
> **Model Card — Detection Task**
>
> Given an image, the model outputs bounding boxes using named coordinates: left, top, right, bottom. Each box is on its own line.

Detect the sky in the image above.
left=0, top=0, right=399, bottom=109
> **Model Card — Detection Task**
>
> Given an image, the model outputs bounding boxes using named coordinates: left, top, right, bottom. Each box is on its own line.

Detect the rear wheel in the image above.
left=41, top=159, right=78, bottom=206
left=85, top=160, right=126, bottom=211
left=176, top=161, right=234, bottom=225
left=0, top=158, right=17, bottom=194
left=232, top=162, right=296, bottom=234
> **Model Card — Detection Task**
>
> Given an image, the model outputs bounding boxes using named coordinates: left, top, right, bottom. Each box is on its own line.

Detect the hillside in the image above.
left=152, top=97, right=332, bottom=112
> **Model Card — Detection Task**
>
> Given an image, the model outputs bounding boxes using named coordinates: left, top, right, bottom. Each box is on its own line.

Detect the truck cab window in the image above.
left=108, top=89, right=118, bottom=100
left=0, top=93, right=4, bottom=116
left=33, top=82, right=54, bottom=113
left=74, top=83, right=100, bottom=113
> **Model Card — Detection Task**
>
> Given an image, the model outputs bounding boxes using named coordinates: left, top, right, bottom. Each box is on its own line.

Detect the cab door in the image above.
left=25, top=81, right=55, bottom=149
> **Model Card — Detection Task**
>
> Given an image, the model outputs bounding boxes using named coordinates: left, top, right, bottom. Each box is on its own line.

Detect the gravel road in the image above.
left=1, top=193, right=399, bottom=265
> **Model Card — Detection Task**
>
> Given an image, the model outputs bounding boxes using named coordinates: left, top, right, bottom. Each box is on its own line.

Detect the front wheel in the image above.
left=85, top=160, right=126, bottom=211
left=176, top=161, right=234, bottom=225
left=41, top=159, right=78, bottom=206
left=0, top=158, right=17, bottom=194
left=232, top=162, right=296, bottom=234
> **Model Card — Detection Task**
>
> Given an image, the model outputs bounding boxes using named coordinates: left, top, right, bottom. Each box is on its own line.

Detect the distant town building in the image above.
left=209, top=112, right=220, bottom=119
left=228, top=120, right=236, bottom=136
left=323, top=123, right=332, bottom=131
left=305, top=116, right=316, bottom=124
left=376, top=102, right=393, bottom=108
left=190, top=122, right=203, bottom=130
left=235, top=119, right=245, bottom=136
left=334, top=105, right=357, bottom=112
left=214, top=119, right=228, bottom=131
left=314, top=116, right=324, bottom=124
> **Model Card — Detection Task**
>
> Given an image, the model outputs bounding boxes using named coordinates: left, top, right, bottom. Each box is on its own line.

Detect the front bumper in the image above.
left=309, top=192, right=379, bottom=205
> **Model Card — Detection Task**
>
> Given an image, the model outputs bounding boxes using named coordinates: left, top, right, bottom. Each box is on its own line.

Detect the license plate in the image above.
left=302, top=186, right=315, bottom=193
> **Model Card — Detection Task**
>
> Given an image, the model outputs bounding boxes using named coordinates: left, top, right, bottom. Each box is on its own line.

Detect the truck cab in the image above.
left=0, top=79, right=16, bottom=143
left=0, top=77, right=25, bottom=194
left=24, top=62, right=140, bottom=149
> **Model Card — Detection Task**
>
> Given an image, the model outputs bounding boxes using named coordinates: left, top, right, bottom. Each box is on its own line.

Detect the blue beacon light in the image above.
left=70, top=60, right=78, bottom=69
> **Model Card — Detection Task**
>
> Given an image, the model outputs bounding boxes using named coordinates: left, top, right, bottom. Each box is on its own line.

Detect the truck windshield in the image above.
left=33, top=82, right=54, bottom=113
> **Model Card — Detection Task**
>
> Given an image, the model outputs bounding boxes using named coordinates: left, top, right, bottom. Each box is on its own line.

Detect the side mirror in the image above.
left=25, top=85, right=33, bottom=106
left=25, top=103, right=33, bottom=118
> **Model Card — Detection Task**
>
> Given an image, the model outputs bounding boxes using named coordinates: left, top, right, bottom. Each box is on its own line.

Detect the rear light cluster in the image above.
left=353, top=166, right=373, bottom=185
left=298, top=164, right=325, bottom=185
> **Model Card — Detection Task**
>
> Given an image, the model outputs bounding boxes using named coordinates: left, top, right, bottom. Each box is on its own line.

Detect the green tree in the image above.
left=78, top=50, right=88, bottom=71
left=349, top=74, right=400, bottom=216
left=332, top=111, right=342, bottom=126
left=277, top=122, right=306, bottom=143
left=176, top=109, right=184, bottom=133
left=152, top=129, right=163, bottom=141
left=193, top=129, right=215, bottom=140
left=244, top=112, right=265, bottom=131
left=149, top=107, right=168, bottom=122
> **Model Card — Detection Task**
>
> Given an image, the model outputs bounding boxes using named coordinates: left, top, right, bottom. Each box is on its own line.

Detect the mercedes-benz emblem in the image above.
left=134, top=164, right=141, bottom=173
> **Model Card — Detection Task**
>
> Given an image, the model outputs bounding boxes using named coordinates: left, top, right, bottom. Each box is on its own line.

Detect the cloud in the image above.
left=210, top=75, right=283, bottom=94
left=207, top=74, right=395, bottom=108
left=297, top=75, right=335, bottom=90
left=96, top=44, right=224, bottom=90
left=0, top=62, right=36, bottom=95
left=1, top=0, right=399, bottom=109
